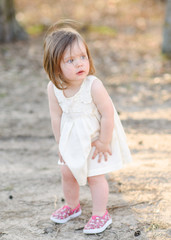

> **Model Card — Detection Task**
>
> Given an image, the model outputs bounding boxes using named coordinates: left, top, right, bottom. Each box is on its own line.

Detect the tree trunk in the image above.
left=162, top=0, right=171, bottom=55
left=0, top=0, right=28, bottom=43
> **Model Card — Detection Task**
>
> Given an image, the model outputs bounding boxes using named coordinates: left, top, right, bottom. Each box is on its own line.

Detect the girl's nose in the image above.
left=74, top=59, right=83, bottom=67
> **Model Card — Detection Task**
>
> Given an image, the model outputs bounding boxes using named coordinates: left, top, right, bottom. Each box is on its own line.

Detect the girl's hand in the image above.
left=91, top=139, right=112, bottom=163
left=58, top=151, right=66, bottom=164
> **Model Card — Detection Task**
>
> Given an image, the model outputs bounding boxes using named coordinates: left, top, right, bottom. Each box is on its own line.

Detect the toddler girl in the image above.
left=43, top=21, right=132, bottom=234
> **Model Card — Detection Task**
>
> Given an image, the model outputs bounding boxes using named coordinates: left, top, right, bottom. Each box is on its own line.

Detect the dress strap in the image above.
left=85, top=75, right=97, bottom=89
left=53, top=83, right=64, bottom=103
left=80, top=75, right=97, bottom=103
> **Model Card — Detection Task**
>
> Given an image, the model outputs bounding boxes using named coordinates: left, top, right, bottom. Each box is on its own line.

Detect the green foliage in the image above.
left=88, top=25, right=117, bottom=37
left=0, top=93, right=7, bottom=98
left=26, top=24, right=46, bottom=36
left=161, top=52, right=171, bottom=60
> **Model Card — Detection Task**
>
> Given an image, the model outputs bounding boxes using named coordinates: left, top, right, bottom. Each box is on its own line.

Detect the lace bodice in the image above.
left=53, top=75, right=99, bottom=116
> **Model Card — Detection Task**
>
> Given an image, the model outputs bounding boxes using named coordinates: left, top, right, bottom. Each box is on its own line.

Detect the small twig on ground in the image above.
left=108, top=199, right=162, bottom=211
left=55, top=224, right=65, bottom=238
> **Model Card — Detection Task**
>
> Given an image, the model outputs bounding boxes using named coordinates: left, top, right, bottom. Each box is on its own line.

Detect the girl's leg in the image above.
left=60, top=165, right=80, bottom=209
left=87, top=174, right=109, bottom=216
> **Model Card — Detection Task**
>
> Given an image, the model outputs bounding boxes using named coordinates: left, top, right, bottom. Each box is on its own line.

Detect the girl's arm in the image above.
left=47, top=81, right=63, bottom=161
left=91, top=78, right=114, bottom=162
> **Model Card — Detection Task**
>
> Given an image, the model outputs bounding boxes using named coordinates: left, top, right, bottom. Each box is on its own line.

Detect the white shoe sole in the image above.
left=83, top=218, right=112, bottom=234
left=50, top=209, right=82, bottom=224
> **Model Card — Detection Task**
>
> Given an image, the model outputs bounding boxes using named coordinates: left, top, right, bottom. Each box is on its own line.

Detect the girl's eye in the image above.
left=67, top=59, right=74, bottom=63
left=81, top=55, right=87, bottom=60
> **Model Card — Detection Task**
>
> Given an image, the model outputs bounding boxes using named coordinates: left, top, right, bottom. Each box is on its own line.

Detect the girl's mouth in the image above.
left=77, top=70, right=84, bottom=75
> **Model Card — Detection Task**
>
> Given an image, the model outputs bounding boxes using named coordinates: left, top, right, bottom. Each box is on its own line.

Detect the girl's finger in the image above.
left=59, top=153, right=66, bottom=164
left=104, top=152, right=108, bottom=161
left=59, top=156, right=63, bottom=163
left=61, top=158, right=64, bottom=163
left=98, top=152, right=103, bottom=163
left=92, top=149, right=98, bottom=159
left=108, top=149, right=112, bottom=155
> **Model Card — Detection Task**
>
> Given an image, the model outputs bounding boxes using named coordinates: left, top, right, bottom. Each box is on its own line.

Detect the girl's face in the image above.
left=60, top=39, right=90, bottom=85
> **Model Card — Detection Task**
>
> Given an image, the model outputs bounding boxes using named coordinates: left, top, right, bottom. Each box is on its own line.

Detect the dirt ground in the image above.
left=0, top=1, right=171, bottom=240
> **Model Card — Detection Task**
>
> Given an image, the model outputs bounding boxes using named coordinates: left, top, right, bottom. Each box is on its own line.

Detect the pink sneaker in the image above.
left=83, top=210, right=112, bottom=234
left=50, top=203, right=82, bottom=223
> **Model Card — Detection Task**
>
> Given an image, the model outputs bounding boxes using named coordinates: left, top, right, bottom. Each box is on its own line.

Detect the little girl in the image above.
left=43, top=21, right=132, bottom=234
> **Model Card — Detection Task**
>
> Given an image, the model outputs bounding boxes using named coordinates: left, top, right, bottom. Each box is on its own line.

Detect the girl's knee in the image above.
left=87, top=175, right=105, bottom=186
left=61, top=166, right=75, bottom=182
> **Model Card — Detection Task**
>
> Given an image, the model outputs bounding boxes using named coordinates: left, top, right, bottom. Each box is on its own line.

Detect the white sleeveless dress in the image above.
left=53, top=75, right=132, bottom=186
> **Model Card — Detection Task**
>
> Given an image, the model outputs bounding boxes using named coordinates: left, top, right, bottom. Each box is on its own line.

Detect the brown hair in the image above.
left=43, top=21, right=95, bottom=89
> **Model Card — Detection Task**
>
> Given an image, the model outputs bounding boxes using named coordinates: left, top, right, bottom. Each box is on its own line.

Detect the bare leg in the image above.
left=87, top=175, right=109, bottom=216
left=60, top=165, right=80, bottom=209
